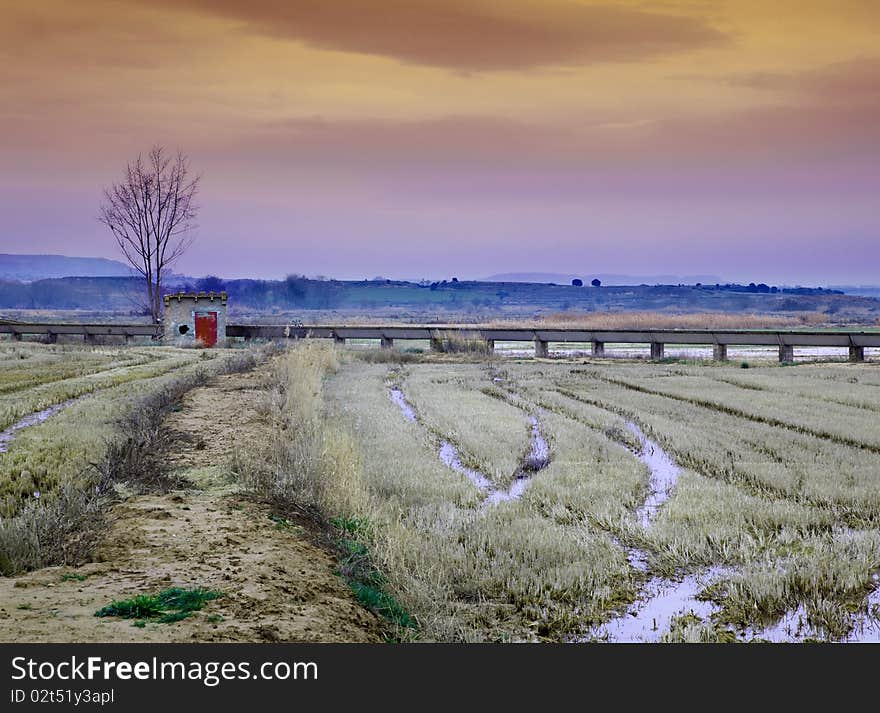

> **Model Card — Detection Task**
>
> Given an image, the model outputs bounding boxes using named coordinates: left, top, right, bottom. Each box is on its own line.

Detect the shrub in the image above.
left=430, top=330, right=490, bottom=355
left=95, top=587, right=222, bottom=624
left=0, top=483, right=104, bottom=575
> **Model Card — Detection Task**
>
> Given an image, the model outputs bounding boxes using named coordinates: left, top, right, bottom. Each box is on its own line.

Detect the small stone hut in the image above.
left=163, top=291, right=227, bottom=347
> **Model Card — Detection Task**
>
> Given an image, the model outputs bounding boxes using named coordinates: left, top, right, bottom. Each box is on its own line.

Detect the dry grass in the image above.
left=404, top=365, right=530, bottom=487
left=321, top=358, right=880, bottom=641
left=0, top=348, right=200, bottom=431
left=0, top=345, right=266, bottom=575
left=8, top=338, right=879, bottom=641
left=495, top=310, right=831, bottom=330
left=541, top=360, right=880, bottom=639
left=324, top=363, right=639, bottom=641
left=235, top=341, right=365, bottom=520
left=429, top=330, right=492, bottom=354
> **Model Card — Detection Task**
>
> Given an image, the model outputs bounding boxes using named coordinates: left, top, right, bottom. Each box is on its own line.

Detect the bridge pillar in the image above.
left=124, top=334, right=134, bottom=344
left=84, top=333, right=99, bottom=345
left=333, top=335, right=346, bottom=346
left=849, top=345, right=865, bottom=362
left=591, top=340, right=605, bottom=357
left=485, top=339, right=495, bottom=352
left=46, top=332, right=58, bottom=344
left=380, top=337, right=394, bottom=350
left=650, top=342, right=665, bottom=360
left=713, top=343, right=728, bottom=361
left=534, top=340, right=549, bottom=358
left=779, top=345, right=794, bottom=362
left=11, top=332, right=22, bottom=342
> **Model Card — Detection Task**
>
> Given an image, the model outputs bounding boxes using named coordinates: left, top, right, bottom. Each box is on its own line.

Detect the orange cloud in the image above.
left=726, top=56, right=880, bottom=105
left=145, top=0, right=726, bottom=70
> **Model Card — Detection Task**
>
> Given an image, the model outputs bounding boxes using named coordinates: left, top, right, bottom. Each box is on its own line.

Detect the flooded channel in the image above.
left=597, top=568, right=725, bottom=643
left=0, top=399, right=79, bottom=454
left=627, top=422, right=679, bottom=529
left=389, top=387, right=417, bottom=422
left=438, top=440, right=492, bottom=490
left=389, top=386, right=549, bottom=506
left=483, top=417, right=548, bottom=506
left=592, top=421, right=729, bottom=642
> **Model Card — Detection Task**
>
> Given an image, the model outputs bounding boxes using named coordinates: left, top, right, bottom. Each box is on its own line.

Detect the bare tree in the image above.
left=99, top=146, right=200, bottom=323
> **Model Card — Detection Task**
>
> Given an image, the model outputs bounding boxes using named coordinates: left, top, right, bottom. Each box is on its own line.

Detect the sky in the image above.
left=1, top=0, right=878, bottom=284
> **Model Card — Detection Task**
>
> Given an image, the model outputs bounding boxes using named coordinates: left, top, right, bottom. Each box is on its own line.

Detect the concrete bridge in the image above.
left=3, top=321, right=877, bottom=362
left=226, top=325, right=878, bottom=362
left=0, top=321, right=160, bottom=343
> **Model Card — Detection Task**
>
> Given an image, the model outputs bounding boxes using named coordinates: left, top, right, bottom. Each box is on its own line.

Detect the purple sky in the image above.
left=1, top=1, right=878, bottom=284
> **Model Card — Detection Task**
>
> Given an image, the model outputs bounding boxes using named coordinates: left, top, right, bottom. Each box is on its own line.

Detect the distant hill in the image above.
left=0, top=254, right=133, bottom=281
left=1, top=275, right=877, bottom=323
left=830, top=285, right=880, bottom=298
left=484, top=272, right=724, bottom=285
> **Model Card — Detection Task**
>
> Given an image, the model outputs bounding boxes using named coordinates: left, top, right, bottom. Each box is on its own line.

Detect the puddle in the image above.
left=849, top=582, right=880, bottom=643
left=626, top=422, right=680, bottom=529
left=596, top=568, right=725, bottom=643
left=745, top=605, right=812, bottom=643
left=619, top=543, right=649, bottom=573
left=0, top=399, right=79, bottom=454
left=746, top=574, right=880, bottom=643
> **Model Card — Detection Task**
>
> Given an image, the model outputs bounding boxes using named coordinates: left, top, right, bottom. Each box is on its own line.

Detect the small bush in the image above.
left=430, top=330, right=490, bottom=355
left=0, top=483, right=105, bottom=576
left=95, top=587, right=222, bottom=624
left=95, top=594, right=166, bottom=620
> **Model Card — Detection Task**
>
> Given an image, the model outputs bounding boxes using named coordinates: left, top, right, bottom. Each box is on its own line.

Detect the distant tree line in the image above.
left=697, top=283, right=842, bottom=295
left=0, top=275, right=849, bottom=313
left=173, top=274, right=345, bottom=310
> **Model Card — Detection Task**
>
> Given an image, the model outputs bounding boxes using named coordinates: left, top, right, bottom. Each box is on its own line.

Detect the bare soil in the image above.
left=0, top=367, right=385, bottom=642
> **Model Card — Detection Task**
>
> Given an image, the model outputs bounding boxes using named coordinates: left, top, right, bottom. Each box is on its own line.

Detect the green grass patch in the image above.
left=330, top=517, right=416, bottom=631
left=94, top=587, right=222, bottom=624
left=330, top=515, right=371, bottom=536
left=348, top=580, right=416, bottom=629
left=61, top=573, right=88, bottom=582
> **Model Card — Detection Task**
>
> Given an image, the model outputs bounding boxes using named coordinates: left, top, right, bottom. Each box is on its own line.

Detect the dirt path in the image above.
left=0, top=367, right=385, bottom=642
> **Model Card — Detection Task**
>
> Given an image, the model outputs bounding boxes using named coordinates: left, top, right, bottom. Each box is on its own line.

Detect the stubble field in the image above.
left=1, top=339, right=879, bottom=642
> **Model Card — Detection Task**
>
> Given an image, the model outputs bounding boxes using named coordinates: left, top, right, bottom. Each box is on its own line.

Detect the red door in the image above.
left=194, top=311, right=218, bottom=347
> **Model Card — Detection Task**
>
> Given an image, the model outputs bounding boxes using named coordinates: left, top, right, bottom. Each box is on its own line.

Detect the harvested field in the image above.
left=2, top=340, right=879, bottom=643
left=318, top=353, right=880, bottom=642
left=0, top=348, right=385, bottom=642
